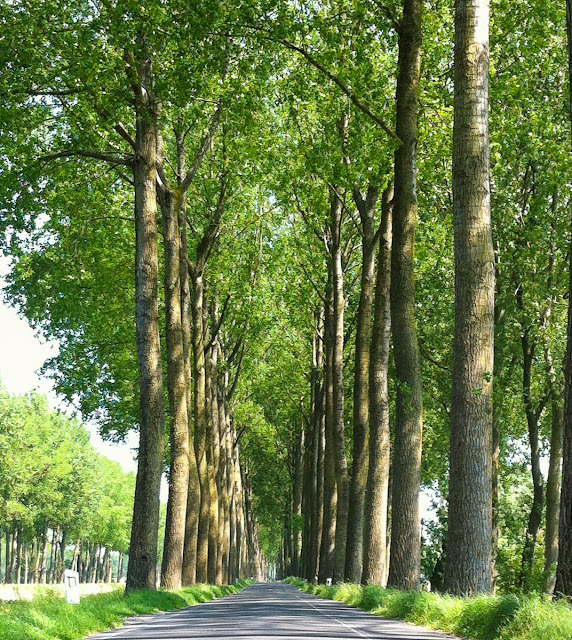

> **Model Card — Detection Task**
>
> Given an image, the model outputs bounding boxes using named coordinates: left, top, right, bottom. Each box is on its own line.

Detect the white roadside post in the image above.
left=64, top=569, right=81, bottom=605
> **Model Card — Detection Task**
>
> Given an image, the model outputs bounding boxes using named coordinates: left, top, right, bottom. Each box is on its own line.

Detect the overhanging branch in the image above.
left=39, top=150, right=134, bottom=168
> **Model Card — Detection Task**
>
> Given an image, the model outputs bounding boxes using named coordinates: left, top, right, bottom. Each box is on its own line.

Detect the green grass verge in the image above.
left=0, top=579, right=253, bottom=640
left=283, top=576, right=572, bottom=640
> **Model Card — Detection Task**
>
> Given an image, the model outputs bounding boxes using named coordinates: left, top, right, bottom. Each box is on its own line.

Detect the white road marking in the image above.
left=297, top=594, right=371, bottom=639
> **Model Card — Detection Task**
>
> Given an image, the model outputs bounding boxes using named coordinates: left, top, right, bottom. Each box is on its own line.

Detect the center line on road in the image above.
left=296, top=594, right=371, bottom=639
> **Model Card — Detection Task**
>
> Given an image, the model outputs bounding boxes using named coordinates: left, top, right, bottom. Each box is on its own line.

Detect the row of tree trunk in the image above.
left=280, top=0, right=425, bottom=591
left=1, top=526, right=125, bottom=585
left=124, top=40, right=264, bottom=591
left=281, top=0, right=565, bottom=597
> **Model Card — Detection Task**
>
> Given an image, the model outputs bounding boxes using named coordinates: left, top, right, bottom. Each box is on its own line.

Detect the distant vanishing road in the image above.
left=86, top=582, right=456, bottom=640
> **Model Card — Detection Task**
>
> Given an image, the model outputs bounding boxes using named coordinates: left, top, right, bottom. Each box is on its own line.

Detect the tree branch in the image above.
left=279, top=38, right=397, bottom=140
left=228, top=342, right=246, bottom=402
left=195, top=174, right=228, bottom=271
left=205, top=294, right=231, bottom=354
left=39, top=150, right=134, bottom=168
left=177, top=106, right=222, bottom=196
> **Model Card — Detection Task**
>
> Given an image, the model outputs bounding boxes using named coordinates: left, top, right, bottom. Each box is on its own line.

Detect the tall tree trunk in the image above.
left=159, top=176, right=191, bottom=590
left=11, top=526, right=19, bottom=584
left=345, top=186, right=379, bottom=583
left=445, top=0, right=494, bottom=595
left=191, top=275, right=209, bottom=583
left=49, top=528, right=57, bottom=584
left=315, top=395, right=325, bottom=578
left=81, top=541, right=89, bottom=583
left=331, top=193, right=348, bottom=584
left=228, top=425, right=238, bottom=584
left=5, top=527, right=11, bottom=584
left=545, top=385, right=563, bottom=594
left=106, top=549, right=113, bottom=583
left=89, top=543, right=98, bottom=583
left=118, top=553, right=124, bottom=582
left=39, top=528, right=48, bottom=584
left=33, top=537, right=40, bottom=583
left=304, top=319, right=323, bottom=581
left=363, top=188, right=393, bottom=586
left=206, top=328, right=220, bottom=585
left=234, top=447, right=244, bottom=580
left=94, top=546, right=101, bottom=583
left=225, top=391, right=234, bottom=583
left=388, top=0, right=424, bottom=591
left=302, top=358, right=315, bottom=580
left=292, top=430, right=304, bottom=576
left=491, top=289, right=505, bottom=592
left=23, top=542, right=28, bottom=585
left=126, top=50, right=165, bottom=592
left=556, top=0, right=572, bottom=598
left=72, top=539, right=81, bottom=573
left=15, top=528, right=22, bottom=585
left=518, top=327, right=545, bottom=590
left=318, top=275, right=337, bottom=583
left=181, top=213, right=200, bottom=586
left=57, top=529, right=66, bottom=582
left=216, top=376, right=226, bottom=585
left=217, top=376, right=229, bottom=584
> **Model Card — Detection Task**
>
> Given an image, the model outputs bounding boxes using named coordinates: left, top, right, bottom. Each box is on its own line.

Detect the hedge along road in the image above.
left=85, top=582, right=456, bottom=640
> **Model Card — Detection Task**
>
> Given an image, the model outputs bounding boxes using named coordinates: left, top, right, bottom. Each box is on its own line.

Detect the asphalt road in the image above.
left=86, top=582, right=455, bottom=640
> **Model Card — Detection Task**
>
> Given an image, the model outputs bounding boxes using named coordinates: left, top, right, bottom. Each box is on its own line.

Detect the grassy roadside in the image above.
left=0, top=580, right=253, bottom=640
left=283, top=576, right=572, bottom=640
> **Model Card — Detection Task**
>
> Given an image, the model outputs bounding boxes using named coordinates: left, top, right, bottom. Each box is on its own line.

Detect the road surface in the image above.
left=86, top=582, right=455, bottom=640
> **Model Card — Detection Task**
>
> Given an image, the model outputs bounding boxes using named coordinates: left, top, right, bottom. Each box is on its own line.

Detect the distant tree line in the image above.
left=0, top=390, right=133, bottom=585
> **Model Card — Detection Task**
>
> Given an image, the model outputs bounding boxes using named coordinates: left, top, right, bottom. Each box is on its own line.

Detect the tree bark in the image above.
left=57, top=529, right=66, bottom=582
left=518, top=326, right=545, bottom=590
left=491, top=289, right=505, bottom=592
left=217, top=375, right=229, bottom=584
left=159, top=181, right=190, bottom=591
left=292, top=430, right=304, bottom=576
left=39, top=527, right=48, bottom=584
left=318, top=275, right=337, bottom=583
left=445, top=0, right=494, bottom=595
left=5, top=526, right=11, bottom=584
left=49, top=528, right=57, bottom=584
left=315, top=396, right=325, bottom=578
left=388, top=0, right=424, bottom=592
left=191, top=274, right=209, bottom=583
left=545, top=388, right=563, bottom=593
left=206, top=315, right=220, bottom=584
left=118, top=553, right=124, bottom=582
left=33, top=537, right=40, bottom=583
left=304, top=318, right=324, bottom=581
left=126, top=49, right=165, bottom=592
left=556, top=0, right=572, bottom=598
left=363, top=188, right=392, bottom=586
left=345, top=186, right=379, bottom=584
left=224, top=385, right=233, bottom=583
left=72, top=539, right=81, bottom=574
left=331, top=193, right=349, bottom=584
left=181, top=215, right=200, bottom=586
left=11, top=526, right=19, bottom=584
